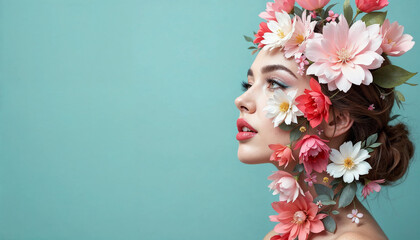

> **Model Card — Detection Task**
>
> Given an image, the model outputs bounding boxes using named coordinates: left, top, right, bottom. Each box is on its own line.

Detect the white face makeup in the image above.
left=235, top=48, right=312, bottom=165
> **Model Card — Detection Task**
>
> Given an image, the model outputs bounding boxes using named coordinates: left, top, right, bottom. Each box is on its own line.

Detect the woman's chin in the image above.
left=237, top=147, right=270, bottom=164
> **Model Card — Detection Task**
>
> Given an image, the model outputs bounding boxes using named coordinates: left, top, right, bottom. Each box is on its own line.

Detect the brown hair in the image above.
left=318, top=59, right=415, bottom=185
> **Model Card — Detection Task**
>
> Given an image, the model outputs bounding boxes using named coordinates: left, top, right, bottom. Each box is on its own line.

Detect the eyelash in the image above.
left=241, top=79, right=289, bottom=92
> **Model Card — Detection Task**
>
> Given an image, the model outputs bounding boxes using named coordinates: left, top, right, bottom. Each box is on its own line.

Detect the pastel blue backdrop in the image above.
left=0, top=0, right=418, bottom=239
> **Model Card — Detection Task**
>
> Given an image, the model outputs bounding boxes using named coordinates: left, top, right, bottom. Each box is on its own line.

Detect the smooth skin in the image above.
left=235, top=48, right=388, bottom=240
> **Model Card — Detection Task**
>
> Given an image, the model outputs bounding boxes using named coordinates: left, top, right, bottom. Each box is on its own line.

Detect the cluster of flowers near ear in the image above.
left=245, top=0, right=416, bottom=96
left=243, top=1, right=417, bottom=239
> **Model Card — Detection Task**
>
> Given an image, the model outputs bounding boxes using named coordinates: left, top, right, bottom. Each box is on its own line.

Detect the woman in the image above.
left=235, top=1, right=415, bottom=239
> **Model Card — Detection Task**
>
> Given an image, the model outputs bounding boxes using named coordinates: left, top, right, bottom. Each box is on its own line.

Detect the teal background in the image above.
left=0, top=0, right=418, bottom=239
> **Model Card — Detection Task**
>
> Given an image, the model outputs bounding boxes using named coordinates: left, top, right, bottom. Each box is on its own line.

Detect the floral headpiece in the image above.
left=243, top=0, right=416, bottom=239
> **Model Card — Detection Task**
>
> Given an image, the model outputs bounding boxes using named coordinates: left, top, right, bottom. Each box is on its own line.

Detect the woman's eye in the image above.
left=267, top=79, right=288, bottom=90
left=241, top=81, right=252, bottom=91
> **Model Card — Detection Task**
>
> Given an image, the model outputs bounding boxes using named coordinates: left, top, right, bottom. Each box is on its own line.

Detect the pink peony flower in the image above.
left=304, top=172, right=317, bottom=187
left=295, top=0, right=330, bottom=11
left=379, top=19, right=415, bottom=57
left=270, top=191, right=327, bottom=240
left=254, top=22, right=271, bottom=48
left=362, top=179, right=385, bottom=198
left=356, top=0, right=388, bottom=13
left=326, top=10, right=338, bottom=22
left=305, top=15, right=384, bottom=92
left=347, top=209, right=363, bottom=224
left=284, top=11, right=317, bottom=59
left=268, top=171, right=304, bottom=203
left=294, top=135, right=330, bottom=174
left=259, top=0, right=296, bottom=21
left=295, top=78, right=332, bottom=128
left=269, top=144, right=295, bottom=167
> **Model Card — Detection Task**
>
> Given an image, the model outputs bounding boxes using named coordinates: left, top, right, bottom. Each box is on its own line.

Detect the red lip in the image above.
left=236, top=118, right=258, bottom=141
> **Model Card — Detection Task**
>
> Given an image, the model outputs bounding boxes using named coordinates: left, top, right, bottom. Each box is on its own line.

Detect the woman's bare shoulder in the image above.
left=263, top=230, right=388, bottom=240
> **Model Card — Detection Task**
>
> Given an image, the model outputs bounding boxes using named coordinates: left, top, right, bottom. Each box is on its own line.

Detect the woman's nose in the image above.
left=235, top=91, right=256, bottom=114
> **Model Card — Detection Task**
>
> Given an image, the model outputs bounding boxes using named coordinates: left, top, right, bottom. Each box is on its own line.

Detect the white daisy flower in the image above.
left=261, top=11, right=296, bottom=51
left=326, top=141, right=372, bottom=183
left=263, top=89, right=303, bottom=127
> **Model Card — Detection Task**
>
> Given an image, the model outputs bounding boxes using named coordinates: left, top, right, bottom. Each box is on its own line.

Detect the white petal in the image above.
left=343, top=171, right=355, bottom=183
left=329, top=149, right=344, bottom=164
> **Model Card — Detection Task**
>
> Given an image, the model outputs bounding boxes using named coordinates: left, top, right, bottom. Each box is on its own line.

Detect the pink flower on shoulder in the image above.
left=254, top=22, right=271, bottom=48
left=268, top=170, right=304, bottom=203
left=270, top=191, right=327, bottom=240
left=295, top=78, right=332, bottom=128
left=305, top=15, right=384, bottom=92
left=269, top=144, right=295, bottom=167
left=379, top=19, right=415, bottom=57
left=362, top=179, right=385, bottom=198
left=259, top=0, right=295, bottom=21
left=284, top=11, right=317, bottom=59
left=356, top=0, right=388, bottom=13
left=294, top=135, right=330, bottom=174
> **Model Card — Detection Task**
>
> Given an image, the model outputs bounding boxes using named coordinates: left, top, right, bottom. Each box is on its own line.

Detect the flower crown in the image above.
left=243, top=0, right=417, bottom=239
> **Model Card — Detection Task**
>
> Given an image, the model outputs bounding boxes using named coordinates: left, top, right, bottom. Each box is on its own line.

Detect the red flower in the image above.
left=294, top=135, right=330, bottom=174
left=295, top=78, right=331, bottom=128
left=270, top=191, right=327, bottom=240
left=355, top=0, right=388, bottom=13
left=254, top=22, right=270, bottom=48
left=270, top=233, right=289, bottom=240
left=269, top=144, right=295, bottom=167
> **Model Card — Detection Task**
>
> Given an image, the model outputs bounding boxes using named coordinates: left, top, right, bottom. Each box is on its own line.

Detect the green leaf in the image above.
left=293, top=163, right=304, bottom=173
left=338, top=182, right=357, bottom=208
left=294, top=6, right=303, bottom=17
left=373, top=65, right=418, bottom=88
left=290, top=127, right=303, bottom=143
left=314, top=194, right=332, bottom=202
left=332, top=210, right=340, bottom=215
left=330, top=178, right=341, bottom=186
left=322, top=216, right=337, bottom=233
left=248, top=46, right=257, bottom=50
left=395, top=90, right=406, bottom=102
left=243, top=35, right=253, bottom=42
left=322, top=3, right=338, bottom=19
left=366, top=133, right=378, bottom=146
left=314, top=183, right=334, bottom=199
left=369, top=142, right=382, bottom=148
left=366, top=148, right=374, bottom=153
left=343, top=0, right=353, bottom=25
left=279, top=122, right=296, bottom=131
left=361, top=11, right=387, bottom=26
left=404, top=82, right=418, bottom=86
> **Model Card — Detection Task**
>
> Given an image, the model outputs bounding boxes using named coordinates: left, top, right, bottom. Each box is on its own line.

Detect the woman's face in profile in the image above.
left=235, top=48, right=311, bottom=165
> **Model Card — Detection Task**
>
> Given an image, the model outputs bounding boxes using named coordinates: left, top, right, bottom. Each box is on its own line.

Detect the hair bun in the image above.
left=367, top=123, right=415, bottom=184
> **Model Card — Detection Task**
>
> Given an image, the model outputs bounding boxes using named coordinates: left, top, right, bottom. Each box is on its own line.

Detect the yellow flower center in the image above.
left=299, top=126, right=306, bottom=132
left=296, top=34, right=305, bottom=45
left=337, top=48, right=352, bottom=63
left=344, top=157, right=355, bottom=169
left=323, top=177, right=329, bottom=183
left=277, top=29, right=286, bottom=39
left=292, top=211, right=307, bottom=224
left=279, top=102, right=290, bottom=112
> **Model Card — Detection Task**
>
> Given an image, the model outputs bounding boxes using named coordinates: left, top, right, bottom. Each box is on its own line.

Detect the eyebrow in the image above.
left=247, top=64, right=297, bottom=79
